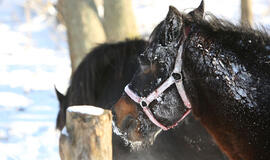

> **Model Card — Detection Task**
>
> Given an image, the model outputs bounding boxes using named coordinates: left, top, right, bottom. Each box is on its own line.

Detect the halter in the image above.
left=124, top=44, right=192, bottom=131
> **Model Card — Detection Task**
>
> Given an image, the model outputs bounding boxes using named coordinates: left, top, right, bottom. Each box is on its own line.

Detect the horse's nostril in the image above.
left=122, top=115, right=137, bottom=131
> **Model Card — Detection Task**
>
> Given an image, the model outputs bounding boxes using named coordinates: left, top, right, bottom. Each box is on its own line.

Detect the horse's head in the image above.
left=112, top=1, right=204, bottom=150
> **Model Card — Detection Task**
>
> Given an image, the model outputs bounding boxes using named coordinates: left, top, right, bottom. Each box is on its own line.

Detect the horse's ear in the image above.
left=55, top=86, right=64, bottom=102
left=166, top=6, right=182, bottom=22
left=188, top=0, right=204, bottom=18
left=164, top=6, right=182, bottom=44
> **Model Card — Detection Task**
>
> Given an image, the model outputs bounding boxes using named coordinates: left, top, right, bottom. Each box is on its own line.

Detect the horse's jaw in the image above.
left=112, top=120, right=162, bottom=151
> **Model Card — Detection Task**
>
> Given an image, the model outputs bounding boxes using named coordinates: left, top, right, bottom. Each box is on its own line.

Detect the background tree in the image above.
left=57, top=0, right=139, bottom=73
left=241, top=0, right=253, bottom=26
left=103, top=0, right=138, bottom=42
left=57, top=0, right=106, bottom=72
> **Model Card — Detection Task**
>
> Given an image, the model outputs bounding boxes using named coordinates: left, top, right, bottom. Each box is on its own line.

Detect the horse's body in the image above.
left=113, top=2, right=270, bottom=160
left=55, top=39, right=227, bottom=160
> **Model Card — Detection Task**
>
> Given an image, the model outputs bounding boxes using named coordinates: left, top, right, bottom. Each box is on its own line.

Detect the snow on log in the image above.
left=59, top=105, right=112, bottom=160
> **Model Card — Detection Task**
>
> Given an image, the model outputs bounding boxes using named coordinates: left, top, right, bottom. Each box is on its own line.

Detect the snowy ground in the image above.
left=0, top=0, right=269, bottom=159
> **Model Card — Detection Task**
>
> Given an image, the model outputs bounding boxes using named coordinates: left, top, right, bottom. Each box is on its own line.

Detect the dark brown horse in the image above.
left=113, top=1, right=270, bottom=160
left=55, top=39, right=227, bottom=159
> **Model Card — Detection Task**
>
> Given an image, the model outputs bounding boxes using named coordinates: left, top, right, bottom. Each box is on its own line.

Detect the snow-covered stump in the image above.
left=59, top=105, right=112, bottom=160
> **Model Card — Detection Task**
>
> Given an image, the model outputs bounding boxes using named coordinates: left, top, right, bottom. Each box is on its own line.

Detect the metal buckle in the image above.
left=140, top=97, right=149, bottom=108
left=172, top=72, right=182, bottom=82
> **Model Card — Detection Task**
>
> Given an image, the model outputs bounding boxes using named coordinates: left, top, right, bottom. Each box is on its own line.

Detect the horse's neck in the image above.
left=186, top=31, right=270, bottom=107
left=183, top=31, right=270, bottom=131
left=183, top=32, right=270, bottom=160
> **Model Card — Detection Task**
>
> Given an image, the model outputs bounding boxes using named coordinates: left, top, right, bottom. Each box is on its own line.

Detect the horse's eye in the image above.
left=140, top=64, right=150, bottom=72
left=139, top=54, right=150, bottom=65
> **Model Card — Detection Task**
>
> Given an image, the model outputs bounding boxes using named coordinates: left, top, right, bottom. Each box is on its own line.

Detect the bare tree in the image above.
left=57, top=0, right=139, bottom=72
left=103, top=0, right=138, bottom=42
left=57, top=0, right=106, bottom=72
left=241, top=0, right=253, bottom=26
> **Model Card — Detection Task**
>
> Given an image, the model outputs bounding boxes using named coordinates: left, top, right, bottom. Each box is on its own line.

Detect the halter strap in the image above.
left=124, top=44, right=192, bottom=131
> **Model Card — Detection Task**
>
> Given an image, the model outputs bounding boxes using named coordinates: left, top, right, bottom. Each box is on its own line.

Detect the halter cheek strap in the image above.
left=124, top=45, right=192, bottom=131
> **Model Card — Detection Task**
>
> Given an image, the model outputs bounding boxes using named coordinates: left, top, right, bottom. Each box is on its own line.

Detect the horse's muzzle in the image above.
left=112, top=95, right=142, bottom=141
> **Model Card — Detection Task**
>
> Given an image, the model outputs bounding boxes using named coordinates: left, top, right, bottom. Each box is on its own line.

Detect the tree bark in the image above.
left=241, top=0, right=253, bottom=26
left=57, top=0, right=106, bottom=72
left=59, top=105, right=112, bottom=160
left=103, top=0, right=139, bottom=42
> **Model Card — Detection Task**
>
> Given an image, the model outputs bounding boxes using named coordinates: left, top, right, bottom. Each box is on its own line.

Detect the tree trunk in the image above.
left=57, top=0, right=106, bottom=72
left=103, top=0, right=139, bottom=42
left=59, top=105, right=112, bottom=160
left=241, top=0, right=253, bottom=26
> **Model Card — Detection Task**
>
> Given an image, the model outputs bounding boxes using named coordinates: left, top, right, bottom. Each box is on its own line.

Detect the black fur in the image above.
left=56, top=39, right=145, bottom=130
left=182, top=11, right=270, bottom=160
left=113, top=2, right=270, bottom=160
left=56, top=39, right=227, bottom=160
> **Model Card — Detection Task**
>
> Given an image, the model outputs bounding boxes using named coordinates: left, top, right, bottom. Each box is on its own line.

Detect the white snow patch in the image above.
left=112, top=121, right=124, bottom=136
left=0, top=92, right=32, bottom=107
left=14, top=113, right=53, bottom=120
left=18, top=15, right=47, bottom=32
left=231, top=63, right=240, bottom=73
left=31, top=105, right=54, bottom=112
left=0, top=68, right=70, bottom=91
left=61, top=127, right=69, bottom=136
left=0, top=122, right=60, bottom=160
left=157, top=78, right=162, bottom=84
left=68, top=105, right=104, bottom=116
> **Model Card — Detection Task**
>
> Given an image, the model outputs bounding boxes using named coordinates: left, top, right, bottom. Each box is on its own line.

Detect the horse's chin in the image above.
left=112, top=121, right=162, bottom=151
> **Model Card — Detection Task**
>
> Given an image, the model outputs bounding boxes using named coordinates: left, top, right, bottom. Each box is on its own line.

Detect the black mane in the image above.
left=184, top=13, right=270, bottom=72
left=68, top=39, right=146, bottom=107
left=56, top=39, right=147, bottom=130
left=186, top=12, right=270, bottom=42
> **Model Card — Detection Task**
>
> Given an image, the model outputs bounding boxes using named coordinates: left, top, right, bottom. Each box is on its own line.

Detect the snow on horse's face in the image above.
left=112, top=2, right=204, bottom=150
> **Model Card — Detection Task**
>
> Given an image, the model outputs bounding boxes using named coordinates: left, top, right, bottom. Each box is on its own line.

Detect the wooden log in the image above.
left=59, top=105, right=112, bottom=160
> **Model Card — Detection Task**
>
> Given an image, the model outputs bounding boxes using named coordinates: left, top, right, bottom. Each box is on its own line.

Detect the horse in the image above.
left=55, top=39, right=227, bottom=159
left=112, top=1, right=270, bottom=160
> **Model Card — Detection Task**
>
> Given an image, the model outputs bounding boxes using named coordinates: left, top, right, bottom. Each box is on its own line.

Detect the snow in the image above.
left=0, top=0, right=269, bottom=159
left=0, top=92, right=32, bottom=107
left=61, top=127, right=68, bottom=136
left=68, top=105, right=104, bottom=116
left=0, top=0, right=68, bottom=159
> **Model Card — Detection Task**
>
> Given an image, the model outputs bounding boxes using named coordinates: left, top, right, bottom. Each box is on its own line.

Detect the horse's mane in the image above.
left=183, top=12, right=270, bottom=77
left=66, top=39, right=147, bottom=107
left=56, top=39, right=147, bottom=130
left=186, top=12, right=270, bottom=43
left=184, top=13, right=270, bottom=52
